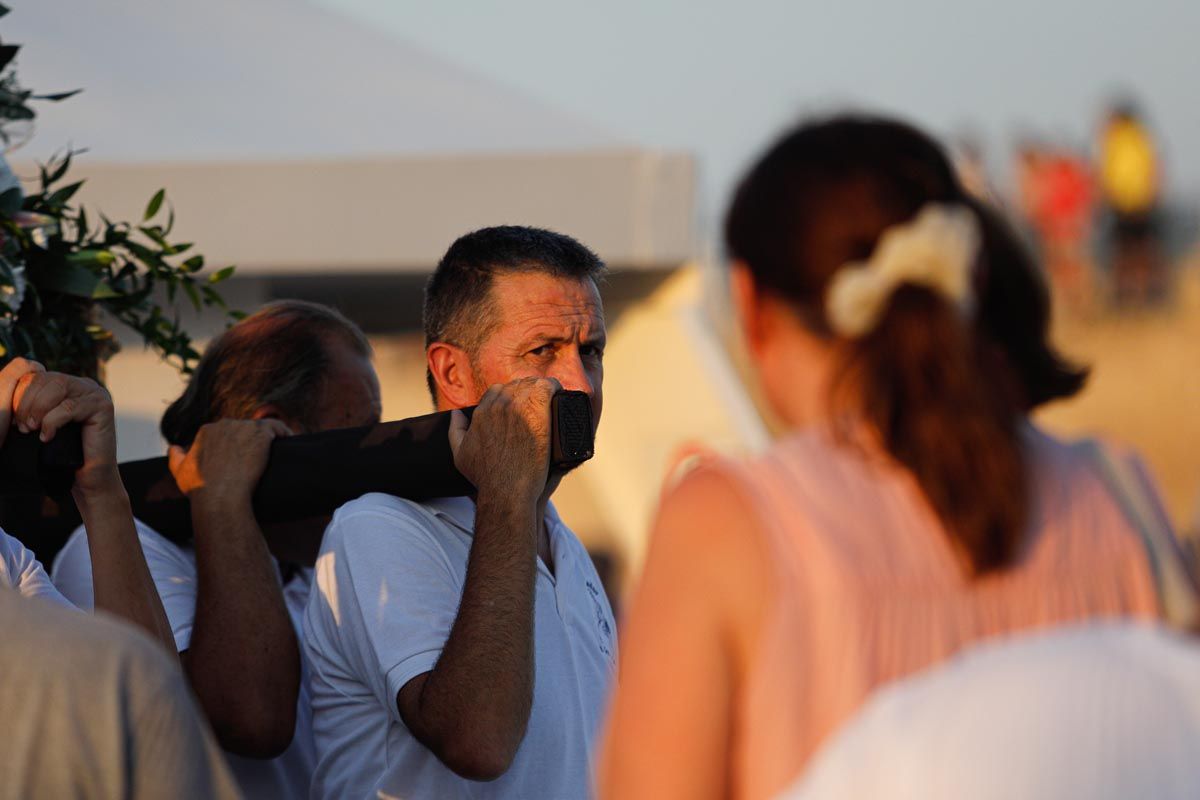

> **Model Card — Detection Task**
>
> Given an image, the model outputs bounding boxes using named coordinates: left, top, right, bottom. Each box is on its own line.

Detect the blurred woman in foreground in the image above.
left=598, top=115, right=1168, bottom=800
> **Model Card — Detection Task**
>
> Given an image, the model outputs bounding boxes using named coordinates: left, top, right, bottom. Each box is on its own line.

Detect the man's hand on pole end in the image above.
left=168, top=419, right=292, bottom=511
left=0, top=357, right=44, bottom=450
left=448, top=377, right=560, bottom=507
left=170, top=417, right=303, bottom=756
left=10, top=364, right=124, bottom=501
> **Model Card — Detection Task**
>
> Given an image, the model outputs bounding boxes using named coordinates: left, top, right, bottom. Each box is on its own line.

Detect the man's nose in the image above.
left=552, top=352, right=593, bottom=396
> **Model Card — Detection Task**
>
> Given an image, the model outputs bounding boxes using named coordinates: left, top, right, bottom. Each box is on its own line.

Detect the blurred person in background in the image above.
left=305, top=226, right=617, bottom=800
left=1098, top=101, right=1165, bottom=306
left=53, top=300, right=382, bottom=800
left=1013, top=138, right=1049, bottom=247
left=1037, top=146, right=1095, bottom=313
left=0, top=583, right=242, bottom=799
left=598, top=115, right=1169, bottom=800
left=1012, top=140, right=1096, bottom=312
left=950, top=135, right=996, bottom=204
left=785, top=623, right=1200, bottom=800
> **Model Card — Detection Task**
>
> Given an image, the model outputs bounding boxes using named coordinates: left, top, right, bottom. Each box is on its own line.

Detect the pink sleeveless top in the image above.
left=717, top=424, right=1161, bottom=800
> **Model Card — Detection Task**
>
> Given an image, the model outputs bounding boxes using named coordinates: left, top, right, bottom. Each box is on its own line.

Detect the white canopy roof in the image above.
left=6, top=0, right=694, bottom=272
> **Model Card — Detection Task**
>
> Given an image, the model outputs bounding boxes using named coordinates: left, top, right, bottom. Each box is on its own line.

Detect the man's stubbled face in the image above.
left=467, top=272, right=605, bottom=434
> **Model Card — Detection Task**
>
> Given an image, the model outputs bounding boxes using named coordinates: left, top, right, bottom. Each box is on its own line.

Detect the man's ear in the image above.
left=250, top=404, right=281, bottom=422
left=250, top=404, right=302, bottom=432
left=427, top=342, right=477, bottom=410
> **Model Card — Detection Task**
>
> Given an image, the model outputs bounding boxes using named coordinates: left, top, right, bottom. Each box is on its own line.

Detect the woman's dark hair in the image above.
left=160, top=300, right=372, bottom=447
left=724, top=114, right=1086, bottom=574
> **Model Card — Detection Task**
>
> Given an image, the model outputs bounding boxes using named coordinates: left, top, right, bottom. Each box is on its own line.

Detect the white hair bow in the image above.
left=824, top=204, right=980, bottom=339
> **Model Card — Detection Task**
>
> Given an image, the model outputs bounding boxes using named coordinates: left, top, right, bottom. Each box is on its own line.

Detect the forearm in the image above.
left=75, top=483, right=176, bottom=655
left=413, top=490, right=539, bottom=768
left=185, top=497, right=300, bottom=755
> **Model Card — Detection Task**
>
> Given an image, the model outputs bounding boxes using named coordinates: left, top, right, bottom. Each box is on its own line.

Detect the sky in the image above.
left=314, top=0, right=1200, bottom=227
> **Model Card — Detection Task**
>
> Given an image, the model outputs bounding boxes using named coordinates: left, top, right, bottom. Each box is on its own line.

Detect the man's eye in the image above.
left=529, top=345, right=553, bottom=357
left=582, top=346, right=604, bottom=359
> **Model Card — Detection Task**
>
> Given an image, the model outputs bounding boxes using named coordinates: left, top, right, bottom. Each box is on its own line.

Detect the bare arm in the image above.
left=597, top=466, right=769, bottom=800
left=4, top=361, right=175, bottom=652
left=398, top=493, right=538, bottom=780
left=169, top=419, right=300, bottom=758
left=396, top=377, right=558, bottom=781
left=75, top=480, right=176, bottom=652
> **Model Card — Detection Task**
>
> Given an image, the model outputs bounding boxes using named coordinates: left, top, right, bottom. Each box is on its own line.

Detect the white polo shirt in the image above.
left=786, top=623, right=1200, bottom=800
left=305, top=493, right=618, bottom=800
left=0, top=528, right=71, bottom=608
left=52, top=520, right=317, bottom=800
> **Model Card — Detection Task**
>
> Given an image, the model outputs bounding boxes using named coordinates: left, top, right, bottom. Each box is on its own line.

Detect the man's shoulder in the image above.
left=0, top=528, right=36, bottom=574
left=546, top=503, right=594, bottom=558
left=59, top=517, right=194, bottom=567
left=333, top=492, right=447, bottom=525
left=323, top=493, right=456, bottom=553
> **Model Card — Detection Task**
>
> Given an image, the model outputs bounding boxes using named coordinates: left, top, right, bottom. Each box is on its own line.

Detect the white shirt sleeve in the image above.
left=51, top=522, right=199, bottom=651
left=0, top=528, right=73, bottom=608
left=310, top=497, right=463, bottom=720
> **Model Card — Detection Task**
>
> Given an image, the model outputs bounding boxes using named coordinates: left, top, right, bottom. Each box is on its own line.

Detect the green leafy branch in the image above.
left=1, top=150, right=242, bottom=376
left=0, top=3, right=240, bottom=377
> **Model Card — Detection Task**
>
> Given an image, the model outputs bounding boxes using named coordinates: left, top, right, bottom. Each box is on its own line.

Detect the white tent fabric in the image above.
left=5, top=0, right=694, bottom=272
left=8, top=0, right=619, bottom=161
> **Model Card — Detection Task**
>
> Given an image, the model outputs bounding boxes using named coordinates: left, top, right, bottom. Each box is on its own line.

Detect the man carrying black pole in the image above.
left=53, top=300, right=383, bottom=799
left=304, top=226, right=618, bottom=799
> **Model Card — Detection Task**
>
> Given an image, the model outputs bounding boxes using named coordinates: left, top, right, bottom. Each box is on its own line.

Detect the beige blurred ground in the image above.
left=1036, top=257, right=1200, bottom=536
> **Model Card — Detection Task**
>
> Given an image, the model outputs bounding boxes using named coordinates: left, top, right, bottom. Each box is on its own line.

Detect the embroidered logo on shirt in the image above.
left=586, top=580, right=615, bottom=664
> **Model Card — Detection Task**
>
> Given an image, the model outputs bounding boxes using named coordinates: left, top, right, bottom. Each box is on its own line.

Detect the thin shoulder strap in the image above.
left=1083, top=439, right=1200, bottom=631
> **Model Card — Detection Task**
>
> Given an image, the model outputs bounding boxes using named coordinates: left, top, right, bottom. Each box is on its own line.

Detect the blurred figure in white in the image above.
left=784, top=623, right=1200, bottom=800
left=0, top=586, right=242, bottom=799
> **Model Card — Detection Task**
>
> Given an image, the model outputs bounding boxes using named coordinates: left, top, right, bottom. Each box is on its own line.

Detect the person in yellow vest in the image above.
left=1098, top=102, right=1164, bottom=306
